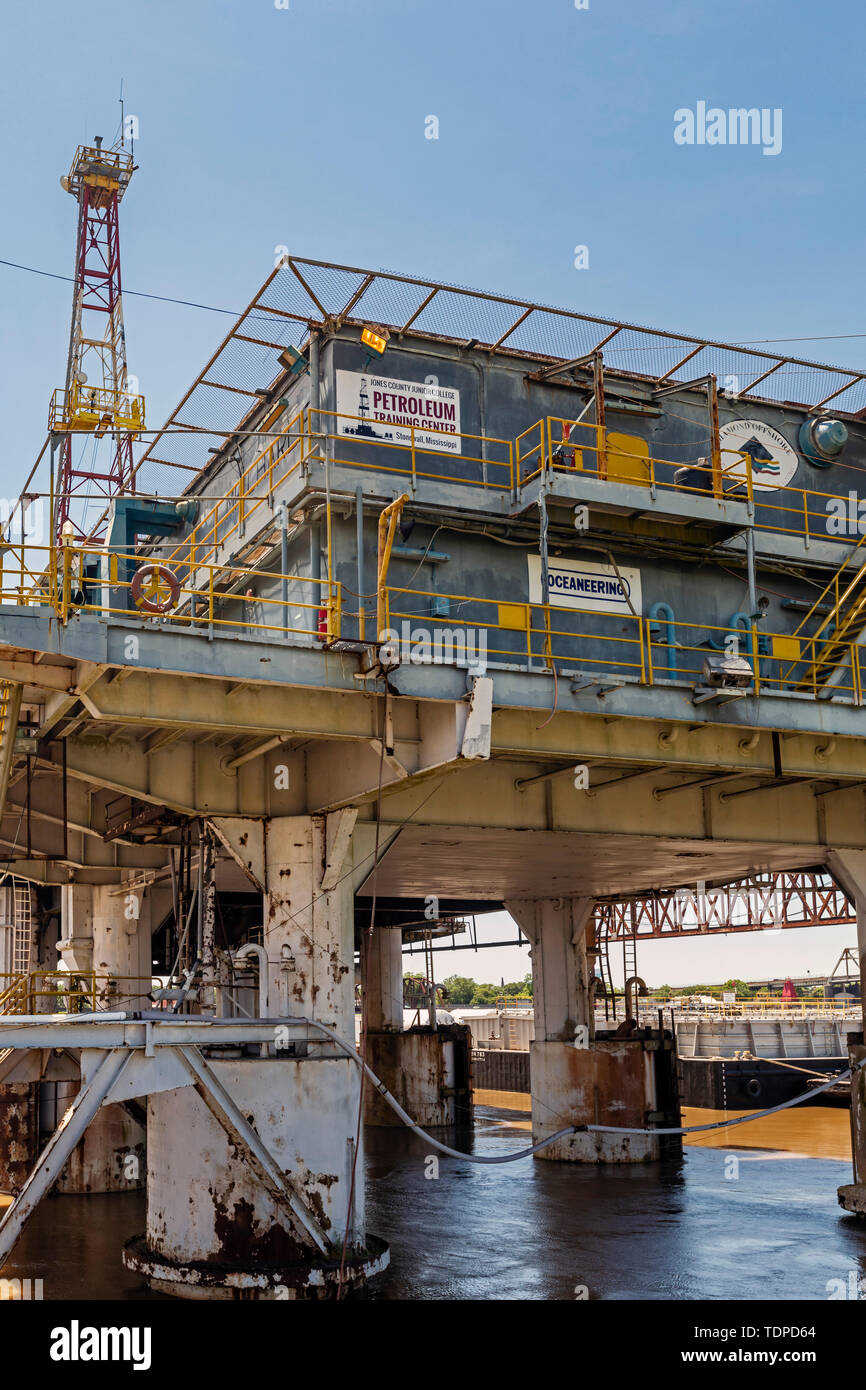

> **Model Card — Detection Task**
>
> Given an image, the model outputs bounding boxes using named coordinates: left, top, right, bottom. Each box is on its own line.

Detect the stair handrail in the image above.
left=790, top=530, right=866, bottom=644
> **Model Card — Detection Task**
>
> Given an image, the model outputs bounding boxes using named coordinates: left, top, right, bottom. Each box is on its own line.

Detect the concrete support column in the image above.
left=508, top=896, right=595, bottom=1045
left=52, top=881, right=151, bottom=1193
left=360, top=928, right=403, bottom=1034
left=132, top=814, right=389, bottom=1296
left=59, top=881, right=154, bottom=1006
left=827, top=850, right=866, bottom=1217
left=507, top=896, right=677, bottom=1163
left=56, top=884, right=95, bottom=974
left=359, top=925, right=472, bottom=1129
left=262, top=814, right=355, bottom=1032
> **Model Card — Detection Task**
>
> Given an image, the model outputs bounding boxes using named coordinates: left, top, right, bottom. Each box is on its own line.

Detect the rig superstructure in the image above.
left=0, top=244, right=865, bottom=1296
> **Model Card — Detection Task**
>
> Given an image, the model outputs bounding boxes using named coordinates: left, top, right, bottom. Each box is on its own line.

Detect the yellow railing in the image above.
left=517, top=416, right=752, bottom=501
left=163, top=408, right=307, bottom=573
left=49, top=384, right=145, bottom=435
left=382, top=584, right=865, bottom=702
left=0, top=971, right=162, bottom=1015
left=5, top=536, right=866, bottom=703
left=0, top=974, right=28, bottom=1015
left=716, top=998, right=857, bottom=1018
left=778, top=530, right=866, bottom=691
left=24, top=403, right=866, bottom=583
left=163, top=406, right=513, bottom=579
left=310, top=407, right=514, bottom=493
left=3, top=532, right=866, bottom=704
left=53, top=543, right=341, bottom=644
left=515, top=415, right=866, bottom=547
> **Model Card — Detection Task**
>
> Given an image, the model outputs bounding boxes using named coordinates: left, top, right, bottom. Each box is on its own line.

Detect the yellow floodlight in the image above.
left=361, top=326, right=389, bottom=355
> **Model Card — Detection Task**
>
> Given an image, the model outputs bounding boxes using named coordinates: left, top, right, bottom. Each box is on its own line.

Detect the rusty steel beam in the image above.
left=594, top=870, right=854, bottom=940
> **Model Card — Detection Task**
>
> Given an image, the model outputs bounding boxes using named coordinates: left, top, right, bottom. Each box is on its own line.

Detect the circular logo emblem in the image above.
left=718, top=418, right=798, bottom=492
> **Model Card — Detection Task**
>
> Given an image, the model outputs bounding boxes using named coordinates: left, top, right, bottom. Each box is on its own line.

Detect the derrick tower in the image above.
left=49, top=136, right=145, bottom=539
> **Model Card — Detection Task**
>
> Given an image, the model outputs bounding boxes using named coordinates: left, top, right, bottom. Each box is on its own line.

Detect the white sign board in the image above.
left=528, top=554, right=642, bottom=615
left=335, top=371, right=461, bottom=454
left=719, top=418, right=798, bottom=492
left=722, top=991, right=736, bottom=1004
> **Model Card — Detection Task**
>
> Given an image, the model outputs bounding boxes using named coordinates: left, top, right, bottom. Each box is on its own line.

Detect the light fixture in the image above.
left=361, top=326, right=389, bottom=356
left=692, top=653, right=754, bottom=705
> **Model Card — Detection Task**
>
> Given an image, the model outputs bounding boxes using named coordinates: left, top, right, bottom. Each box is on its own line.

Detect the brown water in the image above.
left=475, top=1089, right=852, bottom=1161
left=682, top=1106, right=852, bottom=1161
left=1, top=1093, right=862, bottom=1300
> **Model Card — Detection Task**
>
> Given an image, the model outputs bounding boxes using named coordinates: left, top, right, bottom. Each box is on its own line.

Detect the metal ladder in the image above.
left=12, top=879, right=32, bottom=976
left=622, top=921, right=638, bottom=1005
left=594, top=906, right=617, bottom=1021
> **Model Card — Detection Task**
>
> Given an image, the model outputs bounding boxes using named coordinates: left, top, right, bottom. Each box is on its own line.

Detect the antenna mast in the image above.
left=49, top=136, right=144, bottom=540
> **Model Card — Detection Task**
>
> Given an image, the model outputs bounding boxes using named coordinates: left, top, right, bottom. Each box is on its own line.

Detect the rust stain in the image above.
left=211, top=1193, right=308, bottom=1266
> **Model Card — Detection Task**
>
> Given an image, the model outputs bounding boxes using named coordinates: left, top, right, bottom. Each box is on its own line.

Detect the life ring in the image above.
left=131, top=564, right=181, bottom=615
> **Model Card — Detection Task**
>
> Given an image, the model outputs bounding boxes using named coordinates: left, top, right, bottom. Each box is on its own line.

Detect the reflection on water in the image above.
left=682, top=1106, right=852, bottom=1161
left=475, top=1089, right=853, bottom=1162
left=475, top=1088, right=531, bottom=1114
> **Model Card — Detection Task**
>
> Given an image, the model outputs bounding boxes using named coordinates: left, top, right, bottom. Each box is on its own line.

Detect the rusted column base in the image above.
left=839, top=1037, right=866, bottom=1217
left=364, top=1026, right=473, bottom=1128
left=530, top=1035, right=681, bottom=1164
left=140, top=1057, right=369, bottom=1294
left=0, top=1083, right=38, bottom=1195
left=123, top=1233, right=390, bottom=1300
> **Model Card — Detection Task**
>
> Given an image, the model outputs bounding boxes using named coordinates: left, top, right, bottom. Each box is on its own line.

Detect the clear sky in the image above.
left=0, top=0, right=863, bottom=981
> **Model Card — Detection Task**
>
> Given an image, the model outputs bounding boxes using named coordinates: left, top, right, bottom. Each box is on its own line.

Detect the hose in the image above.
left=298, top=1019, right=866, bottom=1156
left=302, top=1018, right=583, bottom=1163
left=578, top=1061, right=862, bottom=1137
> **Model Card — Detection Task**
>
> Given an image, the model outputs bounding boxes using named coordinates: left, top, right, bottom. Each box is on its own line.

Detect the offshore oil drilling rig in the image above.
left=1, top=136, right=866, bottom=1297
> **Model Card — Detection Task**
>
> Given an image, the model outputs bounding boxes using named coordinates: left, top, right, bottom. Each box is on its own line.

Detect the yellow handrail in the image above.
left=0, top=971, right=163, bottom=1014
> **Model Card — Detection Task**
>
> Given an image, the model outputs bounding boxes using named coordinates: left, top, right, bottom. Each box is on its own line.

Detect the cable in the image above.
left=535, top=661, right=558, bottom=730
left=297, top=1019, right=865, bottom=1155
left=6, top=252, right=866, bottom=355
left=0, top=257, right=261, bottom=319
left=301, top=1018, right=587, bottom=1162
left=710, top=1054, right=833, bottom=1079
left=337, top=694, right=388, bottom=1297
left=588, top=1060, right=864, bottom=1135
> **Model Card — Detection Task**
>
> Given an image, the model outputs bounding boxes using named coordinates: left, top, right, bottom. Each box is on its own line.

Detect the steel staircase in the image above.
left=784, top=534, right=866, bottom=693
left=0, top=680, right=22, bottom=815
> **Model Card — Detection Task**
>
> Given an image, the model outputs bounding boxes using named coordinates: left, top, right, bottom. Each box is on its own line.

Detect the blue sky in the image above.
left=0, top=0, right=862, bottom=981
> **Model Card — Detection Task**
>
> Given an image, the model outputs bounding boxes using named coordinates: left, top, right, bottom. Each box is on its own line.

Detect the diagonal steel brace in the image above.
left=0, top=1047, right=134, bottom=1268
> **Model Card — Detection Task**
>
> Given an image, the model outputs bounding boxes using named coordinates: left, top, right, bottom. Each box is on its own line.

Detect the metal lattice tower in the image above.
left=50, top=137, right=145, bottom=540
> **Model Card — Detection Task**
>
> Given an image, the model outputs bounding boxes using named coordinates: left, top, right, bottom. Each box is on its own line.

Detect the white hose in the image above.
left=301, top=1018, right=866, bottom=1158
